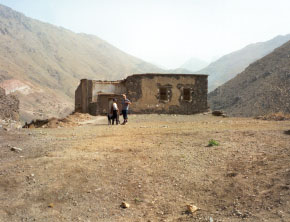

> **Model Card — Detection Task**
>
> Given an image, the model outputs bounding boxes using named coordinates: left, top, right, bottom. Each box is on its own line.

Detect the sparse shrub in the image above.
left=134, top=197, right=143, bottom=203
left=208, top=139, right=219, bottom=147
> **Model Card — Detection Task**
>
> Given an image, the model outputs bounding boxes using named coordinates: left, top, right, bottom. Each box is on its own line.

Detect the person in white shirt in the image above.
left=111, top=98, right=119, bottom=125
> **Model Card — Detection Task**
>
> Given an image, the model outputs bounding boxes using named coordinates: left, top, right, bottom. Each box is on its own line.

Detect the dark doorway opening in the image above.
left=183, top=88, right=191, bottom=101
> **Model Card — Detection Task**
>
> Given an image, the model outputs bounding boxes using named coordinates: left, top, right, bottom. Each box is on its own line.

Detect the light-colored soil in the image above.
left=0, top=114, right=289, bottom=222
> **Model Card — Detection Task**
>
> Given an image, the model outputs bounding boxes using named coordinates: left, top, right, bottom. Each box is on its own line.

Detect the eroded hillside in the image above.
left=0, top=4, right=163, bottom=122
left=197, top=34, right=290, bottom=91
left=208, top=40, right=290, bottom=117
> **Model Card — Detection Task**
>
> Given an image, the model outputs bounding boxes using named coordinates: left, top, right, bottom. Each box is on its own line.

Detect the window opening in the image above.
left=183, top=88, right=191, bottom=101
left=159, top=87, right=168, bottom=100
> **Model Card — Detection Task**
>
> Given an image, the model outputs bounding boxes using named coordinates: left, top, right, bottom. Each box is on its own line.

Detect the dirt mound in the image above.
left=0, top=87, right=19, bottom=120
left=23, top=112, right=93, bottom=128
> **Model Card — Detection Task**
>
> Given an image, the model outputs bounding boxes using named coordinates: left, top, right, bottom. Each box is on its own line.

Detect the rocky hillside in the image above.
left=0, top=4, right=162, bottom=122
left=197, top=34, right=290, bottom=91
left=208, top=40, right=290, bottom=117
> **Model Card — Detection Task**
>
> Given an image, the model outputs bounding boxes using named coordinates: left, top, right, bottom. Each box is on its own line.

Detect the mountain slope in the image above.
left=197, top=34, right=290, bottom=91
left=166, top=68, right=193, bottom=74
left=208, top=40, right=290, bottom=117
left=0, top=4, right=163, bottom=121
left=180, top=57, right=208, bottom=72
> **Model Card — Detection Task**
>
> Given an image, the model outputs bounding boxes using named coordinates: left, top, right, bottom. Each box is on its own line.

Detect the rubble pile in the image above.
left=0, top=118, right=22, bottom=131
left=0, top=87, right=19, bottom=121
left=23, top=112, right=93, bottom=128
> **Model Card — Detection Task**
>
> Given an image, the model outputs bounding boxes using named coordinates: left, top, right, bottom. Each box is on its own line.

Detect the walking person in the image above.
left=111, top=98, right=119, bottom=125
left=121, top=94, right=131, bottom=125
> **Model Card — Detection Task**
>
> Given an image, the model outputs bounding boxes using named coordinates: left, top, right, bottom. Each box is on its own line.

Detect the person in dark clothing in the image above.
left=111, top=98, right=119, bottom=125
left=107, top=113, right=113, bottom=125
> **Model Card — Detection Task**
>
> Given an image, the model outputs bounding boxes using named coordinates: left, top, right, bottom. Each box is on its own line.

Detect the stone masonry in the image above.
left=75, top=73, right=208, bottom=115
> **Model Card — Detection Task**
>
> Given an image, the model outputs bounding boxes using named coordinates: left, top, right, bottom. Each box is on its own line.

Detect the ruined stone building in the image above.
left=75, top=73, right=208, bottom=115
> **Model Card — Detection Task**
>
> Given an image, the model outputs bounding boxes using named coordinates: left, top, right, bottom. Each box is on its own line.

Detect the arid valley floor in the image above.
left=0, top=114, right=289, bottom=222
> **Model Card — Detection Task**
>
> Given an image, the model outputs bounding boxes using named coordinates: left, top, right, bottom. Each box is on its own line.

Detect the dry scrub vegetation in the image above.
left=0, top=114, right=289, bottom=222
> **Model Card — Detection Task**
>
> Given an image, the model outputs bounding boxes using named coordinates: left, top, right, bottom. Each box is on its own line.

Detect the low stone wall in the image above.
left=0, top=87, right=19, bottom=120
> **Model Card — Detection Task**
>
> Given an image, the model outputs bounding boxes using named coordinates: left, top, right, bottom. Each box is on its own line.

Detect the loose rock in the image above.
left=212, top=110, right=224, bottom=116
left=120, top=202, right=130, bottom=209
left=186, top=204, right=199, bottom=214
left=10, top=146, right=22, bottom=152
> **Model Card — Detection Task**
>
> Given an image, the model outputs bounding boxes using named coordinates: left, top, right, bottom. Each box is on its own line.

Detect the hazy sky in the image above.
left=1, top=0, right=290, bottom=69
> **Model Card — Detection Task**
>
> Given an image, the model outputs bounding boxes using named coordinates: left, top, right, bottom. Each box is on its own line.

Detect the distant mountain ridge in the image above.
left=166, top=68, right=193, bottom=74
left=179, top=57, right=209, bottom=72
left=197, top=34, right=290, bottom=91
left=208, top=40, right=290, bottom=117
left=0, top=4, right=163, bottom=121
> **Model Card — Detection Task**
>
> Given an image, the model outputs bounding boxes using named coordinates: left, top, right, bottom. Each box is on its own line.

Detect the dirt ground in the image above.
left=0, top=114, right=289, bottom=222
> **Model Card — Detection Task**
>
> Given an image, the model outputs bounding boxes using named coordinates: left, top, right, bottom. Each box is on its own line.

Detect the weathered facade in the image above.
left=75, top=73, right=208, bottom=115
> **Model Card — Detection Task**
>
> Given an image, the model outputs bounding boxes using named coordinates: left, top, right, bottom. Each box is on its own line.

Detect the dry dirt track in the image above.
left=0, top=114, right=290, bottom=222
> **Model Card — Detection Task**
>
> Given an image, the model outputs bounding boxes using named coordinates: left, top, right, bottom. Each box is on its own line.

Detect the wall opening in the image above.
left=183, top=88, right=191, bottom=101
left=159, top=87, right=168, bottom=101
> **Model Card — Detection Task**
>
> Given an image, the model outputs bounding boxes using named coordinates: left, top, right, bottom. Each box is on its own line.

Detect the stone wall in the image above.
left=75, top=79, right=126, bottom=114
left=75, top=79, right=93, bottom=113
left=124, top=74, right=208, bottom=114
left=75, top=83, right=82, bottom=112
left=75, top=74, right=208, bottom=115
left=90, top=94, right=124, bottom=115
left=0, top=87, right=19, bottom=120
left=91, top=81, right=126, bottom=102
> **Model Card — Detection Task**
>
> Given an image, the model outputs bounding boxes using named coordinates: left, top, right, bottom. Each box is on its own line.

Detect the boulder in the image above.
left=212, top=110, right=224, bottom=116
